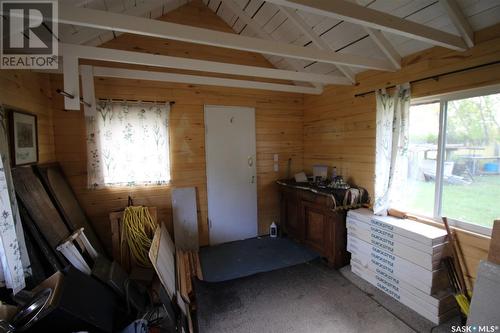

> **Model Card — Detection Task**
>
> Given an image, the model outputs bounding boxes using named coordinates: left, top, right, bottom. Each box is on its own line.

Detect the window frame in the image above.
left=407, top=84, right=500, bottom=236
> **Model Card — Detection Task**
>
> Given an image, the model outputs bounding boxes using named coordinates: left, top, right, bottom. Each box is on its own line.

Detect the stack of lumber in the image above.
left=347, top=208, right=457, bottom=324
left=176, top=250, right=203, bottom=304
left=149, top=224, right=203, bottom=333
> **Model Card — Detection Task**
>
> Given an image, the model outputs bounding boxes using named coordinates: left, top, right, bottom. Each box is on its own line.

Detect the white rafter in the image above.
left=439, top=0, right=474, bottom=48
left=62, top=44, right=350, bottom=84
left=56, top=3, right=394, bottom=70
left=352, top=0, right=401, bottom=70
left=222, top=0, right=327, bottom=89
left=93, top=66, right=323, bottom=94
left=264, top=0, right=467, bottom=51
left=362, top=28, right=401, bottom=70
left=61, top=43, right=332, bottom=109
left=278, top=6, right=357, bottom=82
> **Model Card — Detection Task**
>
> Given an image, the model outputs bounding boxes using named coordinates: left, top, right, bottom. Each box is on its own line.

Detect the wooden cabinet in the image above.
left=279, top=185, right=349, bottom=268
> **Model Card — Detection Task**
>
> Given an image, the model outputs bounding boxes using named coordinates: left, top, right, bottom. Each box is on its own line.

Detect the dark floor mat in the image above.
left=194, top=260, right=414, bottom=333
left=199, top=237, right=319, bottom=282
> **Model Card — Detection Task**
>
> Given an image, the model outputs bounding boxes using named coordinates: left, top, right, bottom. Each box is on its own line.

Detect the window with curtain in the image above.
left=86, top=101, right=171, bottom=188
left=392, top=88, right=500, bottom=235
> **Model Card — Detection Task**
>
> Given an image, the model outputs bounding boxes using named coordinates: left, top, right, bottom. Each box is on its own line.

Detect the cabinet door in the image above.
left=281, top=191, right=301, bottom=239
left=301, top=202, right=329, bottom=255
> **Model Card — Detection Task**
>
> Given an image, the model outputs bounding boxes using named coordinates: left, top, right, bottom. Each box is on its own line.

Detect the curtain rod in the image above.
left=98, top=98, right=175, bottom=105
left=354, top=60, right=500, bottom=98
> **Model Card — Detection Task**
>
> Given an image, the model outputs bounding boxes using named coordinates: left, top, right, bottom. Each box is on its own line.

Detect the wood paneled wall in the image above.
left=51, top=0, right=304, bottom=254
left=303, top=24, right=500, bottom=285
left=0, top=70, right=56, bottom=163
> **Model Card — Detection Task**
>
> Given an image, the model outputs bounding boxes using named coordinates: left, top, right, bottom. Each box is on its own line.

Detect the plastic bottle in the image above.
left=270, top=222, right=278, bottom=238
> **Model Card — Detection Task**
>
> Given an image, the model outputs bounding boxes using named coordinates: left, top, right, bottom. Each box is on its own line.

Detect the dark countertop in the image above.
left=276, top=179, right=370, bottom=210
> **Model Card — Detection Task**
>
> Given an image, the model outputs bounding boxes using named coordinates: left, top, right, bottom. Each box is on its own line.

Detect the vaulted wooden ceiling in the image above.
left=55, top=0, right=500, bottom=109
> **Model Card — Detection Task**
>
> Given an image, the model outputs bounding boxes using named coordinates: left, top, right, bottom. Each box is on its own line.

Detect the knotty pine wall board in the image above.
left=304, top=23, right=500, bottom=285
left=0, top=70, right=56, bottom=163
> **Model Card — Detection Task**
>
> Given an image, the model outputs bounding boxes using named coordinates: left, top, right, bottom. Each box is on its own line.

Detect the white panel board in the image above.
left=347, top=209, right=448, bottom=246
left=172, top=187, right=199, bottom=250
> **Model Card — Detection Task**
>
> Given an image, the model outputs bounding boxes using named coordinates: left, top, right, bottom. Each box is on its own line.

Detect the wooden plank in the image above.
left=57, top=3, right=394, bottom=70
left=194, top=252, right=203, bottom=280
left=265, top=0, right=467, bottom=51
left=488, top=220, right=500, bottom=265
left=172, top=187, right=199, bottom=250
left=12, top=167, right=70, bottom=249
left=109, top=211, right=123, bottom=264
left=35, top=163, right=105, bottom=254
left=149, top=223, right=176, bottom=299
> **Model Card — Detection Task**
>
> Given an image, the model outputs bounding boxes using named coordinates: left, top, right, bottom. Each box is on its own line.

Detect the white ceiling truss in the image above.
left=54, top=0, right=500, bottom=106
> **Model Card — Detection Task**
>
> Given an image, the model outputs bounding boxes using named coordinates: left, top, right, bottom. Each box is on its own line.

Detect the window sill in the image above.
left=90, top=182, right=172, bottom=190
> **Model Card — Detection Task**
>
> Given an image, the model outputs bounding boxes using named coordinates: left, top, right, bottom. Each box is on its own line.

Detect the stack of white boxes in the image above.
left=346, top=208, right=458, bottom=324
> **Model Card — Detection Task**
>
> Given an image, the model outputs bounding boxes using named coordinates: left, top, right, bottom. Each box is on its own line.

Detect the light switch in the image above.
left=273, top=154, right=279, bottom=162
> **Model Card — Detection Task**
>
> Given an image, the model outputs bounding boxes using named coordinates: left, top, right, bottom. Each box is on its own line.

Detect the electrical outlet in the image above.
left=274, top=163, right=279, bottom=172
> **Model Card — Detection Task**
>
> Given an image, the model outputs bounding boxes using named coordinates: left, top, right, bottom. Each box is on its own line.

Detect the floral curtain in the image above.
left=0, top=106, right=30, bottom=294
left=86, top=101, right=171, bottom=188
left=373, top=84, right=411, bottom=215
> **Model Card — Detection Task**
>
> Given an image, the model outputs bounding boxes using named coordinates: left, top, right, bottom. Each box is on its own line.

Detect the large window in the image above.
left=394, top=88, right=500, bottom=235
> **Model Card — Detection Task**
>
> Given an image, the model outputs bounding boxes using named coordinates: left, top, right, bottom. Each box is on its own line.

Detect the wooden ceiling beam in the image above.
left=278, top=6, right=357, bottom=82
left=265, top=0, right=468, bottom=51
left=62, top=44, right=351, bottom=85
left=439, top=0, right=474, bottom=48
left=57, top=3, right=394, bottom=70
left=222, top=0, right=326, bottom=89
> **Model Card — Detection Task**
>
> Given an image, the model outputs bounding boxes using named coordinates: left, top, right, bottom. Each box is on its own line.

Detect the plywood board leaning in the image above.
left=488, top=220, right=500, bottom=265
left=35, top=163, right=104, bottom=254
left=149, top=224, right=176, bottom=299
left=467, top=260, right=500, bottom=326
left=12, top=167, right=70, bottom=248
left=172, top=187, right=199, bottom=250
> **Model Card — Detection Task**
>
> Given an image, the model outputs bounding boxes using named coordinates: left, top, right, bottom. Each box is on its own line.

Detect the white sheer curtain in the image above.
left=374, top=84, right=411, bottom=215
left=86, top=101, right=171, bottom=189
left=0, top=106, right=30, bottom=294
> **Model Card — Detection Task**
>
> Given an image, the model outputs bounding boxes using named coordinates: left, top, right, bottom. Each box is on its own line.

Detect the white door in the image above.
left=204, top=105, right=258, bottom=245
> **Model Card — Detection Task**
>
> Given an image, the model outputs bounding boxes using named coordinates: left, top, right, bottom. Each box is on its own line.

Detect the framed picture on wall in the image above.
left=8, top=110, right=38, bottom=166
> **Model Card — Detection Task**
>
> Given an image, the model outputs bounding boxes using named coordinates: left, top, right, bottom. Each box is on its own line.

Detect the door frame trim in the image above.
left=203, top=104, right=258, bottom=245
